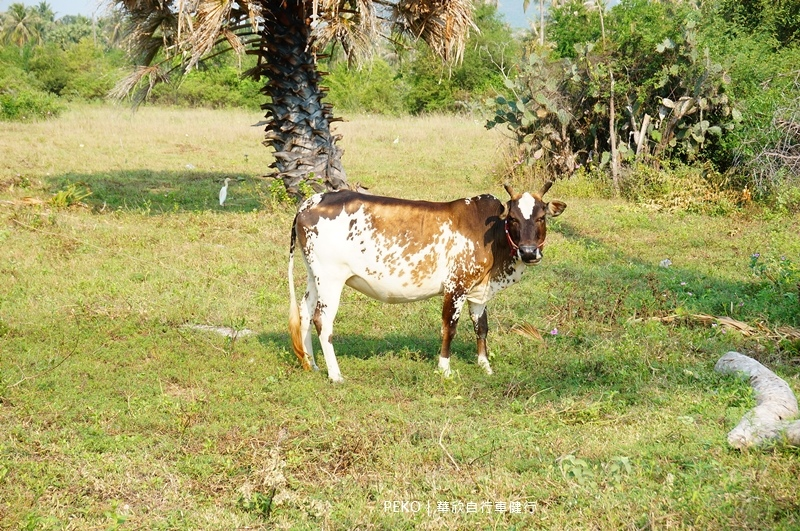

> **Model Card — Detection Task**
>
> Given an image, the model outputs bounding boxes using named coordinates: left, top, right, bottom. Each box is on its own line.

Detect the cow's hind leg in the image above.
left=314, top=279, right=346, bottom=383
left=298, top=277, right=319, bottom=371
left=468, top=301, right=492, bottom=375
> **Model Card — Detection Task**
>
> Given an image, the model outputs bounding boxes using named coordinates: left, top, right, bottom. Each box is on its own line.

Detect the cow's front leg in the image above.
left=468, top=301, right=492, bottom=375
left=439, top=290, right=467, bottom=377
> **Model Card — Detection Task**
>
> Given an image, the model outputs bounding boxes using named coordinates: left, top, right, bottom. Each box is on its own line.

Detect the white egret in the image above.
left=219, top=178, right=231, bottom=207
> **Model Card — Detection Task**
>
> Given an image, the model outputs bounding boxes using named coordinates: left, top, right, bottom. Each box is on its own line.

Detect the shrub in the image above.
left=619, top=162, right=743, bottom=214
left=771, top=184, right=800, bottom=214
left=149, top=65, right=262, bottom=109
left=402, top=3, right=517, bottom=114
left=488, top=5, right=739, bottom=189
left=2, top=39, right=126, bottom=101
left=27, top=43, right=71, bottom=94
left=325, top=58, right=408, bottom=115
left=697, top=0, right=800, bottom=196
left=61, top=40, right=127, bottom=100
left=548, top=0, right=602, bottom=59
left=0, top=87, right=64, bottom=120
left=725, top=50, right=800, bottom=196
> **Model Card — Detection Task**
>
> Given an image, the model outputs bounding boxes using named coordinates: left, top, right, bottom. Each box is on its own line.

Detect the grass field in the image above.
left=2, top=105, right=800, bottom=530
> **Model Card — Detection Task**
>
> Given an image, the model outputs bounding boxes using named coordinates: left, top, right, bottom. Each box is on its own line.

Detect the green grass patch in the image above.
left=1, top=105, right=799, bottom=529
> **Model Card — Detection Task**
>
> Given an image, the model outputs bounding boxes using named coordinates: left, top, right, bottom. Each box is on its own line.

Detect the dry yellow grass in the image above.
left=336, top=113, right=505, bottom=199
left=1, top=105, right=271, bottom=189
left=1, top=105, right=506, bottom=202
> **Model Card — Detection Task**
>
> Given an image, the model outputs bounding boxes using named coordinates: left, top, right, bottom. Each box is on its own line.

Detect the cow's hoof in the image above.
left=438, top=357, right=452, bottom=378
left=328, top=375, right=345, bottom=384
left=306, top=357, right=319, bottom=371
left=477, top=356, right=493, bottom=375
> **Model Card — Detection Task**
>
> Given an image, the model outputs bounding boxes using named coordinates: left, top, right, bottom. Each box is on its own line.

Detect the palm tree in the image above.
left=33, top=1, right=55, bottom=24
left=110, top=0, right=476, bottom=197
left=32, top=1, right=56, bottom=42
left=1, top=3, right=43, bottom=46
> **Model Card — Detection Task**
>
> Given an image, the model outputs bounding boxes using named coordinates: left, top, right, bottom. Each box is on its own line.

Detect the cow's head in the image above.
left=500, top=181, right=566, bottom=265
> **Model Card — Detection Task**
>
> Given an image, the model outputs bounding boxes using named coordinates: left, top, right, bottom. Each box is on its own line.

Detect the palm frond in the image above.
left=391, top=0, right=476, bottom=63
left=108, top=64, right=168, bottom=106
left=221, top=27, right=244, bottom=55
left=312, top=0, right=379, bottom=63
left=117, top=7, right=178, bottom=64
left=112, top=0, right=262, bottom=99
left=184, top=0, right=234, bottom=70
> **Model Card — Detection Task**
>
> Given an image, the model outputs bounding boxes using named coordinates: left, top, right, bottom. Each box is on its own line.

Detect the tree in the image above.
left=111, top=0, right=476, bottom=197
left=48, top=15, right=93, bottom=48
left=547, top=0, right=601, bottom=59
left=403, top=4, right=517, bottom=114
left=32, top=1, right=55, bottom=30
left=714, top=0, right=800, bottom=49
left=1, top=3, right=44, bottom=47
left=487, top=0, right=738, bottom=184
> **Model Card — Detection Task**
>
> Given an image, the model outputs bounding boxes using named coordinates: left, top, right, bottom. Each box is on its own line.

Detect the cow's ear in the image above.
left=547, top=200, right=566, bottom=217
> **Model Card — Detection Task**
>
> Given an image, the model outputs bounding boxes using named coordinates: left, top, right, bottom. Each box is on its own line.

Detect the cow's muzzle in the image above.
left=519, top=246, right=542, bottom=265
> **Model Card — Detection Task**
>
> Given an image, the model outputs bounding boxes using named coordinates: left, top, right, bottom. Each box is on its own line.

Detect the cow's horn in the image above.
left=499, top=201, right=511, bottom=220
left=538, top=179, right=554, bottom=198
left=503, top=183, right=522, bottom=201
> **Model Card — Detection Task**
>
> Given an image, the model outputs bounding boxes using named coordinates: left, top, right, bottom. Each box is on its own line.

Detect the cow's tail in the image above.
left=288, top=216, right=311, bottom=370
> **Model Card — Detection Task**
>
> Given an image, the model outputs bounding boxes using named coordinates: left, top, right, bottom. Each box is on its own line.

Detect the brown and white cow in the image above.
left=288, top=183, right=566, bottom=382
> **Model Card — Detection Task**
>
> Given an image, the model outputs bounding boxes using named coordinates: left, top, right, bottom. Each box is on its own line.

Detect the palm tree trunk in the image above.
left=253, top=0, right=348, bottom=198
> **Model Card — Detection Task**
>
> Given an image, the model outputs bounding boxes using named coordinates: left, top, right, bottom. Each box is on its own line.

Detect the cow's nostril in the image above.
left=518, top=246, right=542, bottom=262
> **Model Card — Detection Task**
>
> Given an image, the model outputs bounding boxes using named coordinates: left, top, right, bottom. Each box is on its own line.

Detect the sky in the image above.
left=0, top=0, right=107, bottom=17
left=497, top=0, right=536, bottom=30
left=1, top=0, right=536, bottom=28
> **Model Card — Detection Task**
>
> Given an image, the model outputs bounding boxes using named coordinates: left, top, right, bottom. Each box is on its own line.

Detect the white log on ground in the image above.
left=182, top=324, right=255, bottom=339
left=715, top=351, right=800, bottom=449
